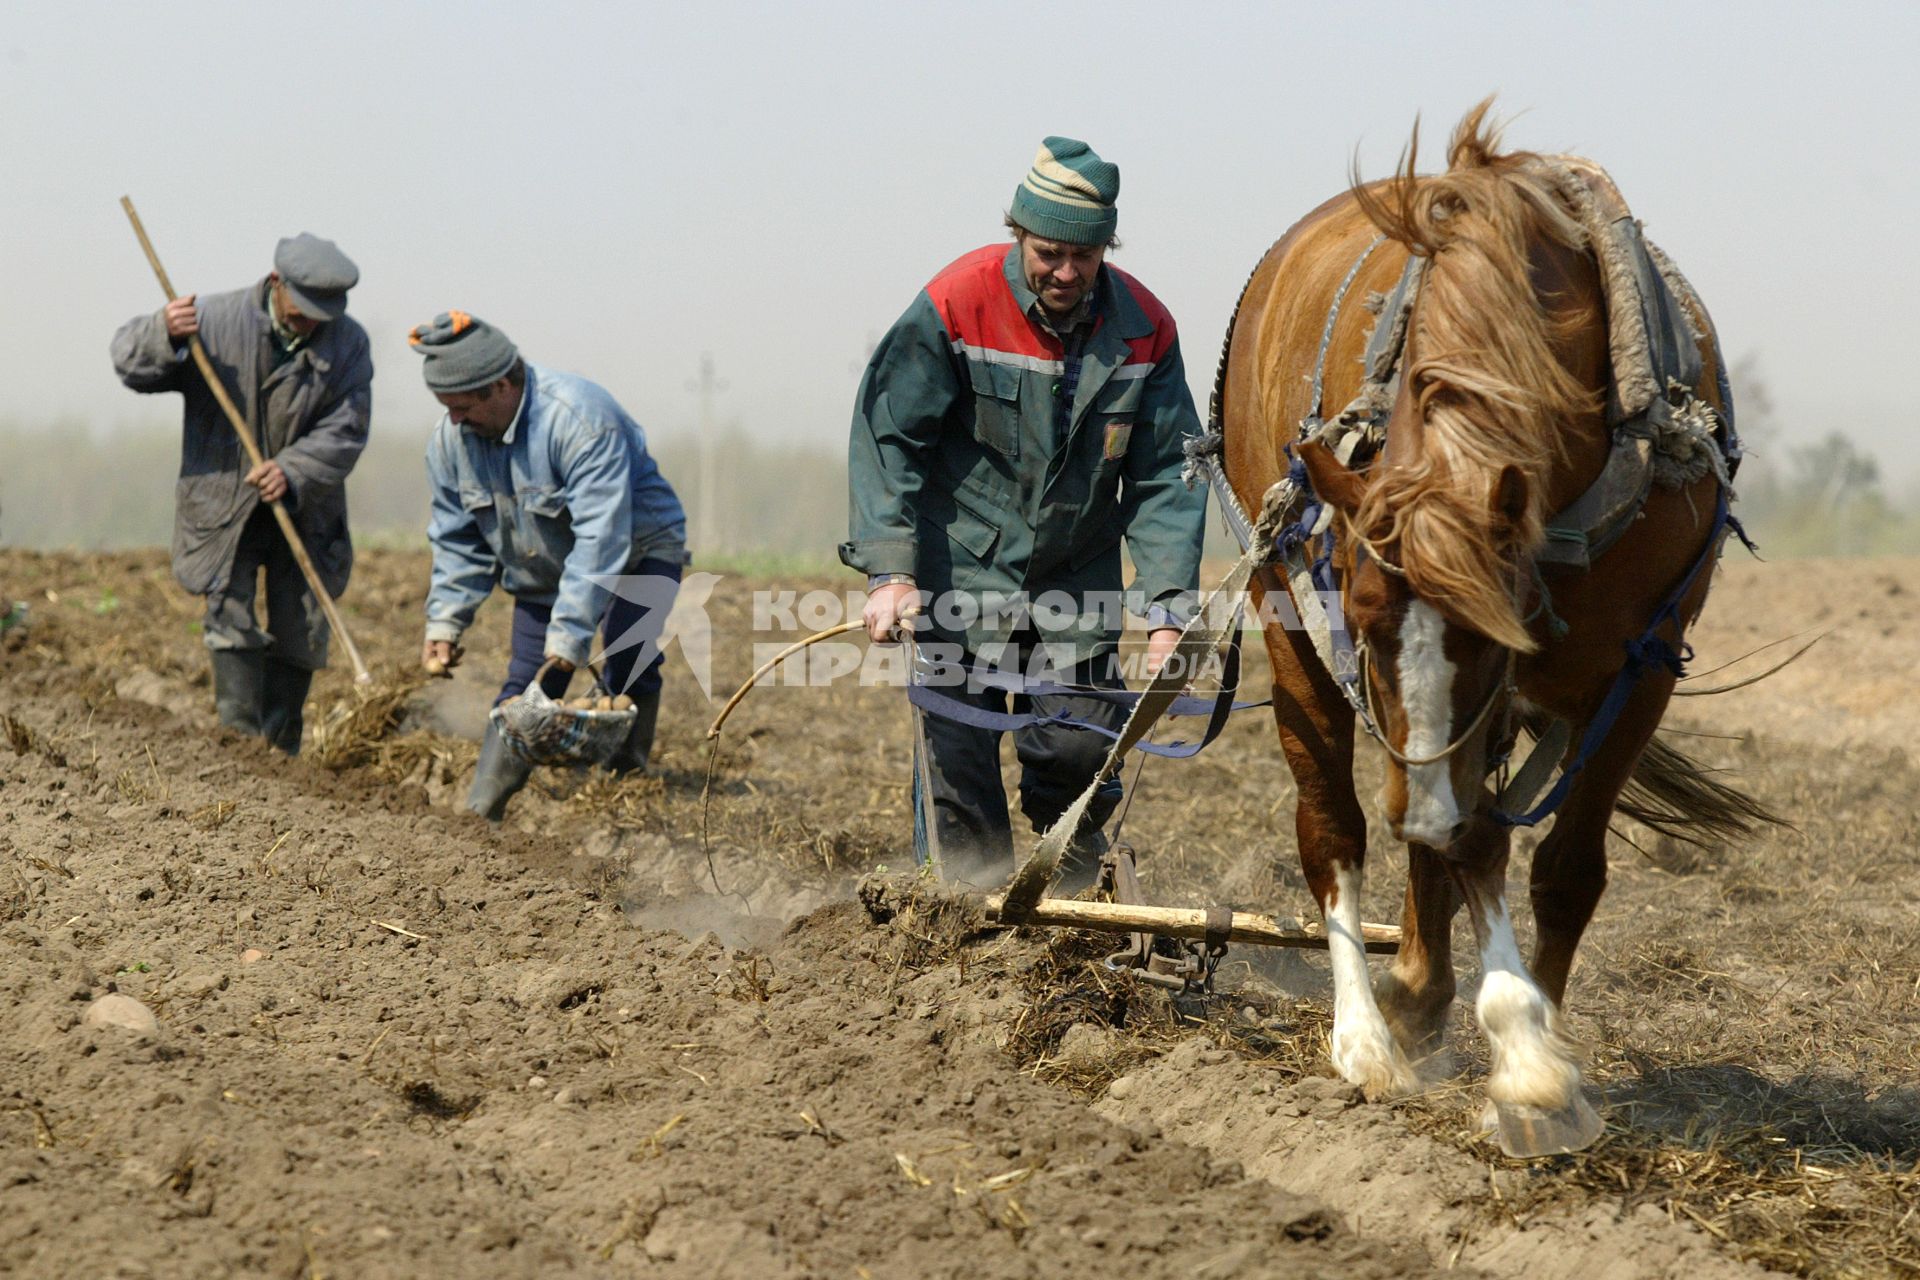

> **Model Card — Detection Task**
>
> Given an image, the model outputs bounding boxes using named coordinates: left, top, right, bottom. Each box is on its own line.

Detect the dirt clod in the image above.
left=81, top=993, right=157, bottom=1033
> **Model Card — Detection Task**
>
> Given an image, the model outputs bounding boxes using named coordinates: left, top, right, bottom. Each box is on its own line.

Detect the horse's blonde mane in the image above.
left=1351, top=100, right=1600, bottom=651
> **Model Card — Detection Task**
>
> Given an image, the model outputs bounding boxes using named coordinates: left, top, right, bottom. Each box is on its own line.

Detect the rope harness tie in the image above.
left=1357, top=644, right=1519, bottom=769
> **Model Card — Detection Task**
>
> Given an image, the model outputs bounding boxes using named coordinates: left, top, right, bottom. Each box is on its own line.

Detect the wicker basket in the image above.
left=491, top=659, right=637, bottom=766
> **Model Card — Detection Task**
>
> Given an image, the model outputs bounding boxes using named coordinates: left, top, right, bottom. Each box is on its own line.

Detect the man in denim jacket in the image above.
left=111, top=233, right=372, bottom=754
left=413, top=313, right=687, bottom=820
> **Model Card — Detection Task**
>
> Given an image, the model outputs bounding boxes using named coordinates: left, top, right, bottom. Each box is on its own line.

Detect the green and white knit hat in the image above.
left=1009, top=136, right=1119, bottom=246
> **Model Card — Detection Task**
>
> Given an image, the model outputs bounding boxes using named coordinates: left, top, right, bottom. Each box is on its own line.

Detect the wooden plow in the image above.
left=700, top=615, right=1402, bottom=995
left=985, top=844, right=1400, bottom=998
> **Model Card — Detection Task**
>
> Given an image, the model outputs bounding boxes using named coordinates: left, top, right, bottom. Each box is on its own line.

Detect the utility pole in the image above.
left=687, top=354, right=727, bottom=559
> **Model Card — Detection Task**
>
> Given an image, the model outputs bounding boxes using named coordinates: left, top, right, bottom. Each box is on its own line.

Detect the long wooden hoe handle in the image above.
left=120, top=196, right=371, bottom=685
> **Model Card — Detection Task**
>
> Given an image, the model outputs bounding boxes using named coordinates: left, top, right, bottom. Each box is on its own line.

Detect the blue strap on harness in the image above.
left=1272, top=449, right=1364, bottom=696
left=1492, top=486, right=1731, bottom=827
left=1272, top=455, right=1317, bottom=556
left=907, top=631, right=1257, bottom=759
left=1318, top=544, right=1364, bottom=695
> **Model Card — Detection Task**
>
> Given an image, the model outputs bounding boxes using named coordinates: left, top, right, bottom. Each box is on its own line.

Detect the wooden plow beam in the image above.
left=983, top=894, right=1401, bottom=954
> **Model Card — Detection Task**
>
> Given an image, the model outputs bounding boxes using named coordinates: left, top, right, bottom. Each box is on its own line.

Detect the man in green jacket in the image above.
left=841, top=136, right=1206, bottom=887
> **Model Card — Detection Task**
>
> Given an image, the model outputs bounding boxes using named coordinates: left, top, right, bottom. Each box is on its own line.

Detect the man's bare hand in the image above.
left=1143, top=627, right=1182, bottom=679
left=164, top=295, right=199, bottom=344
left=245, top=460, right=289, bottom=503
left=863, top=581, right=923, bottom=644
left=422, top=639, right=463, bottom=677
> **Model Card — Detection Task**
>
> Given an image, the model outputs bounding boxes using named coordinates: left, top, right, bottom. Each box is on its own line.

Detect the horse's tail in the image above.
left=1618, top=735, right=1787, bottom=848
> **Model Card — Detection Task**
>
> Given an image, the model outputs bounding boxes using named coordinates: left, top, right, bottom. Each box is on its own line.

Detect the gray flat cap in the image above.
left=273, top=233, right=359, bottom=320
left=409, top=311, right=520, bottom=394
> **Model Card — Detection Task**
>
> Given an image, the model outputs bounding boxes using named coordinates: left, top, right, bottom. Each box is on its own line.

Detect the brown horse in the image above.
left=1220, top=103, right=1768, bottom=1156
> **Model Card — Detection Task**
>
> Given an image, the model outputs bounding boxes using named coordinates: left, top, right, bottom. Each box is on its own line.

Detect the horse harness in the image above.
left=1181, top=157, right=1749, bottom=826
left=1009, top=160, right=1744, bottom=995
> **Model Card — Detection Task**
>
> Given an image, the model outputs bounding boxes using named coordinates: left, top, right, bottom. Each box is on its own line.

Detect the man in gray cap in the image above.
left=111, top=233, right=373, bottom=753
left=412, top=312, right=687, bottom=821
left=841, top=136, right=1206, bottom=889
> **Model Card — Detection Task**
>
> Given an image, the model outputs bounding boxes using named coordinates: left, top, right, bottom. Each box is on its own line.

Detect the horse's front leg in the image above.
left=1529, top=674, right=1673, bottom=1003
left=1263, top=606, right=1420, bottom=1100
left=1448, top=822, right=1604, bottom=1157
left=1373, top=844, right=1460, bottom=1080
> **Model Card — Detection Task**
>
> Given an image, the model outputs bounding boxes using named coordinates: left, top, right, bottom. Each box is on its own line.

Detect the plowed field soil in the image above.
left=2, top=549, right=1915, bottom=1279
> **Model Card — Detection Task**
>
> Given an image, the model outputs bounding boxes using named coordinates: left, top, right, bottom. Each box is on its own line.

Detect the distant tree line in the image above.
left=2, top=357, right=1912, bottom=563
left=0, top=419, right=851, bottom=571
left=1721, top=356, right=1920, bottom=558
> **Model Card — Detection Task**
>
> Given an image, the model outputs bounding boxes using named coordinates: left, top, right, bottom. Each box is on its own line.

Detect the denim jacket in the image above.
left=424, top=364, right=686, bottom=665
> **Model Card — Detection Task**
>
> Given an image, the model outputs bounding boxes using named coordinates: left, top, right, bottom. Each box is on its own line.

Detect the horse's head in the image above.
left=1299, top=436, right=1532, bottom=851
left=1287, top=108, right=1608, bottom=851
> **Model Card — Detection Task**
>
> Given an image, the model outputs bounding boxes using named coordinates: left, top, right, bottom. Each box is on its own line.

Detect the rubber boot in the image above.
left=467, top=719, right=534, bottom=822
left=260, top=658, right=314, bottom=756
left=210, top=650, right=266, bottom=736
left=604, top=688, right=661, bottom=776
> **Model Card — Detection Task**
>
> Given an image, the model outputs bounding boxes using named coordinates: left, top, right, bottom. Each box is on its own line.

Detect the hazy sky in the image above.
left=6, top=1, right=1917, bottom=489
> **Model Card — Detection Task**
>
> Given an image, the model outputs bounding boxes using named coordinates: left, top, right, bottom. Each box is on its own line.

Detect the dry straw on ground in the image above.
left=306, top=666, right=426, bottom=771
left=853, top=869, right=1920, bottom=1280
left=10, top=548, right=1915, bottom=1279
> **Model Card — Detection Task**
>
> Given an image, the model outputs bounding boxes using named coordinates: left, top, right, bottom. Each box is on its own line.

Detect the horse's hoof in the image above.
left=1331, top=1030, right=1421, bottom=1100
left=1490, top=1094, right=1605, bottom=1157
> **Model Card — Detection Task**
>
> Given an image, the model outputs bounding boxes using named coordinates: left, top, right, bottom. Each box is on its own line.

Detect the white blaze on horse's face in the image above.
left=1394, top=600, right=1466, bottom=848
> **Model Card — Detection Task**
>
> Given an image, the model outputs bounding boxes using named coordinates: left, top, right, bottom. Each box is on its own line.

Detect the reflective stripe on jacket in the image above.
left=841, top=244, right=1204, bottom=662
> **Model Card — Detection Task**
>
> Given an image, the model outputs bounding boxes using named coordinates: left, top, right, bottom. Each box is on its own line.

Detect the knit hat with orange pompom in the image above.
left=408, top=311, right=518, bottom=393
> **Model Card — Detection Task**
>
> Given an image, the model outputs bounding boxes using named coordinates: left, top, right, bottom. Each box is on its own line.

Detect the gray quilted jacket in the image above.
left=110, top=278, right=373, bottom=597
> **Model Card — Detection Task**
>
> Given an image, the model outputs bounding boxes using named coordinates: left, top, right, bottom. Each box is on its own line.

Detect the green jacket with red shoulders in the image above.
left=840, top=243, right=1205, bottom=663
